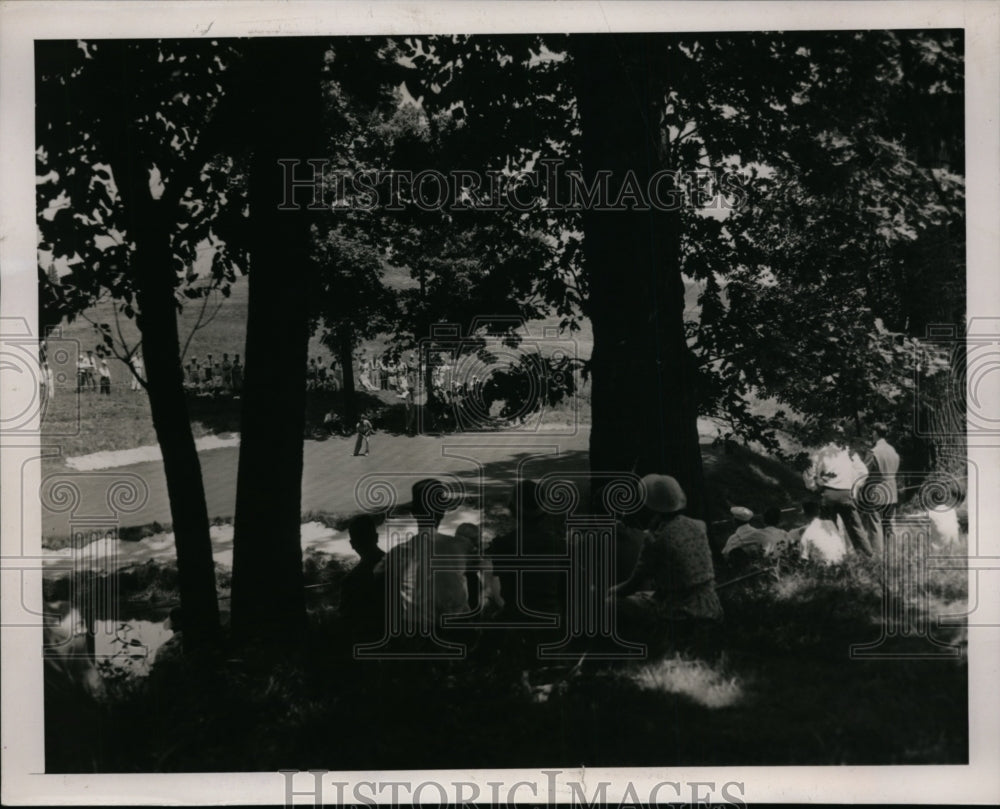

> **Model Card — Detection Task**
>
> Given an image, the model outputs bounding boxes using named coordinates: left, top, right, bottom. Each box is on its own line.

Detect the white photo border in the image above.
left=2, top=1, right=998, bottom=805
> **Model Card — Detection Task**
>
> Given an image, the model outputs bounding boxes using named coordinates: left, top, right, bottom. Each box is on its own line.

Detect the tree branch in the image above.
left=179, top=286, right=215, bottom=361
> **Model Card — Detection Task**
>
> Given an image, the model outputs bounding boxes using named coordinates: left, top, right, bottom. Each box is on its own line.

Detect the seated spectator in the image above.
left=612, top=516, right=645, bottom=587
left=43, top=601, right=103, bottom=771
left=730, top=506, right=792, bottom=563
left=927, top=505, right=960, bottom=549
left=609, top=474, right=724, bottom=637
left=339, top=515, right=387, bottom=639
left=376, top=479, right=476, bottom=635
left=322, top=409, right=343, bottom=436
left=454, top=522, right=486, bottom=611
left=793, top=500, right=847, bottom=564
left=153, top=607, right=186, bottom=666
left=43, top=601, right=102, bottom=700
left=486, top=480, right=567, bottom=621
left=721, top=505, right=757, bottom=561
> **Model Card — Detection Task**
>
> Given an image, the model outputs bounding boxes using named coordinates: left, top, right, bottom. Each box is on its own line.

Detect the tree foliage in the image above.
left=36, top=39, right=249, bottom=365
left=396, top=30, right=965, bottom=478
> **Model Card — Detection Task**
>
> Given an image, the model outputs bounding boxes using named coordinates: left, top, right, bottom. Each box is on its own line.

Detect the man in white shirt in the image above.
left=399, top=387, right=416, bottom=435
left=98, top=357, right=112, bottom=395
left=861, top=424, right=900, bottom=554
left=83, top=351, right=97, bottom=392
left=803, top=441, right=873, bottom=557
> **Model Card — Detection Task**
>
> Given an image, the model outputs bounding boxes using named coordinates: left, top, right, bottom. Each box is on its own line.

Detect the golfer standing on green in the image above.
left=353, top=414, right=373, bottom=457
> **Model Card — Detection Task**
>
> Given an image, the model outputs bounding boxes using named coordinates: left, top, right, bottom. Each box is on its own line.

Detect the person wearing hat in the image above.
left=727, top=506, right=793, bottom=567
left=609, top=474, right=723, bottom=632
left=721, top=505, right=757, bottom=561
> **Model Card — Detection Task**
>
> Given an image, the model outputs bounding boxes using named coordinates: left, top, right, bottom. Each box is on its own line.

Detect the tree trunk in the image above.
left=133, top=198, right=221, bottom=650
left=338, top=330, right=357, bottom=426
left=573, top=34, right=707, bottom=517
left=924, top=376, right=966, bottom=480
left=230, top=38, right=324, bottom=644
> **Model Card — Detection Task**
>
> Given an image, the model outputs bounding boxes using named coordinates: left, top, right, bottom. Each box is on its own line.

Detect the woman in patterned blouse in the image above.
left=609, top=474, right=723, bottom=624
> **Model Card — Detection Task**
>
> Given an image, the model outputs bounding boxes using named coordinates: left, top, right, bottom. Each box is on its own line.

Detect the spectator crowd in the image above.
left=331, top=424, right=963, bottom=662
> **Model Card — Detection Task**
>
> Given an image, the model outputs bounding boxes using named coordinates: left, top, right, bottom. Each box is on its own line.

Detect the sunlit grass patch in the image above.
left=628, top=654, right=744, bottom=709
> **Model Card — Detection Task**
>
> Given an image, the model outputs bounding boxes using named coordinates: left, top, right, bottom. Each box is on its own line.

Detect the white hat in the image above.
left=641, top=474, right=687, bottom=513
left=730, top=506, right=754, bottom=522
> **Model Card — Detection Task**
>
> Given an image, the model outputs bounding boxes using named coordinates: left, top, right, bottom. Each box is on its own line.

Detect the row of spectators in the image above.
left=182, top=353, right=243, bottom=395
left=38, top=345, right=144, bottom=402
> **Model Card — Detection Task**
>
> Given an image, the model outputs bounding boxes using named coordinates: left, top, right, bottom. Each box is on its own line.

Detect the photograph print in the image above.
left=22, top=16, right=978, bottom=784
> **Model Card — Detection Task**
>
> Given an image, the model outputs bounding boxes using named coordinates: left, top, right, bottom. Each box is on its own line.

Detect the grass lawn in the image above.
left=46, top=539, right=968, bottom=772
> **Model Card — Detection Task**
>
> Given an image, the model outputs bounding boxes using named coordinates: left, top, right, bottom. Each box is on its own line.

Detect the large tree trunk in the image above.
left=573, top=34, right=706, bottom=518
left=133, top=198, right=221, bottom=650
left=922, top=374, right=966, bottom=480
left=230, top=38, right=324, bottom=644
left=337, top=330, right=358, bottom=427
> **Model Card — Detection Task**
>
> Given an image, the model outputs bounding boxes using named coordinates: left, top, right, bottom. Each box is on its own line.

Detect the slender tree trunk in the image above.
left=230, top=37, right=324, bottom=644
left=574, top=34, right=706, bottom=517
left=338, top=330, right=357, bottom=426
left=133, top=197, right=221, bottom=650
left=106, top=40, right=220, bottom=652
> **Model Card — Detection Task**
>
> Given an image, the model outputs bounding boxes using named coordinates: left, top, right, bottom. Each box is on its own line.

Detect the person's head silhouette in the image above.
left=411, top=478, right=447, bottom=529
left=348, top=514, right=380, bottom=559
left=509, top=479, right=544, bottom=520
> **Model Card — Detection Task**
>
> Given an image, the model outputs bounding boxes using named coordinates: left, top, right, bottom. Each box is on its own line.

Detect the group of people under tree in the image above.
left=330, top=420, right=962, bottom=664
left=333, top=474, right=727, bottom=659
left=715, top=423, right=960, bottom=570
